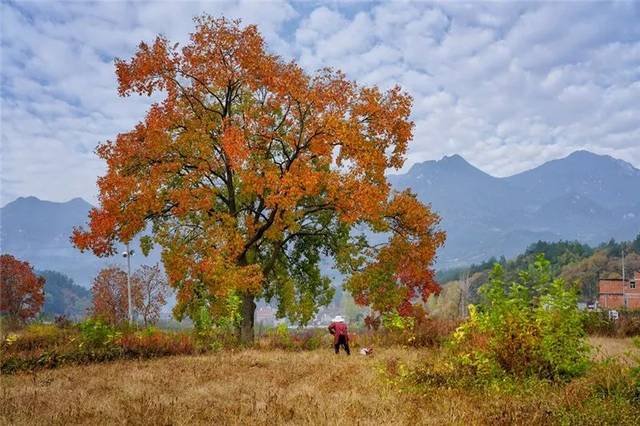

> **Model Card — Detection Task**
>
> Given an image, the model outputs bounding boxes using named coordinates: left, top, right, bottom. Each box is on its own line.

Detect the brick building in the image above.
left=598, top=271, right=640, bottom=309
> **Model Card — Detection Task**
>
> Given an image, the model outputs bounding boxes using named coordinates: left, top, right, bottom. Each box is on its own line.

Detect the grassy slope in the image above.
left=1, top=338, right=638, bottom=425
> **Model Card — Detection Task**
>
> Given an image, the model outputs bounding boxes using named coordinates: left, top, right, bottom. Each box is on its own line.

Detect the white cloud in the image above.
left=1, top=1, right=639, bottom=205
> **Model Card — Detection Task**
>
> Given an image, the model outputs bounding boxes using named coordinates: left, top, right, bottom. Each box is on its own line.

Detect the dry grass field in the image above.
left=1, top=338, right=638, bottom=426
left=589, top=336, right=640, bottom=362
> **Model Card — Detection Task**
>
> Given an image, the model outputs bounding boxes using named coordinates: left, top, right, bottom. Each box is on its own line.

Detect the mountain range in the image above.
left=1, top=150, right=639, bottom=287
left=0, top=196, right=161, bottom=288
left=389, top=150, right=640, bottom=267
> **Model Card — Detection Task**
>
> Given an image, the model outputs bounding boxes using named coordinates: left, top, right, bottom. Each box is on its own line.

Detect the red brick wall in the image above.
left=599, top=294, right=625, bottom=309
left=599, top=279, right=624, bottom=309
left=627, top=296, right=640, bottom=309
left=599, top=279, right=624, bottom=295
left=598, top=276, right=640, bottom=309
left=627, top=272, right=640, bottom=308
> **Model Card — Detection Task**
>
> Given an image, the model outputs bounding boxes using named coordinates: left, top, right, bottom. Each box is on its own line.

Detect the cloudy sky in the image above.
left=2, top=0, right=640, bottom=205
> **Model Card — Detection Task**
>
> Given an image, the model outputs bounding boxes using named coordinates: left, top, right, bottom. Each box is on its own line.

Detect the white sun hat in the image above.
left=332, top=315, right=345, bottom=322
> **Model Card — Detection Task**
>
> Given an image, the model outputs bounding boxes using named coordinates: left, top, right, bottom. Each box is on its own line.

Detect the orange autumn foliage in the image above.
left=90, top=266, right=141, bottom=325
left=0, top=255, right=45, bottom=323
left=90, top=265, right=168, bottom=326
left=72, top=16, right=444, bottom=338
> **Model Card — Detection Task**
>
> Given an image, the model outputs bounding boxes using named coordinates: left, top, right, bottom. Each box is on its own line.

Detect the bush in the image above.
left=1, top=322, right=198, bottom=374
left=584, top=311, right=640, bottom=337
left=77, top=318, right=121, bottom=349
left=54, top=315, right=73, bottom=328
left=3, top=323, right=68, bottom=351
left=617, top=316, right=640, bottom=337
left=451, top=254, right=590, bottom=380
left=411, top=317, right=460, bottom=347
left=586, top=360, right=640, bottom=403
left=255, top=325, right=329, bottom=351
left=118, top=329, right=195, bottom=358
left=188, top=302, right=242, bottom=351
left=352, top=313, right=459, bottom=349
left=583, top=311, right=616, bottom=336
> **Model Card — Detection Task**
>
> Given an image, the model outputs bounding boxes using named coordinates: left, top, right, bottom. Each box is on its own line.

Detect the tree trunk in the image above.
left=239, top=293, right=256, bottom=344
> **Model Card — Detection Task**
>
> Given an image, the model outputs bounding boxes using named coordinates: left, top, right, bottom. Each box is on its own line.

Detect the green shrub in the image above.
left=77, top=318, right=121, bottom=349
left=452, top=254, right=590, bottom=380
left=584, top=312, right=640, bottom=337
left=259, top=324, right=295, bottom=350
left=587, top=360, right=640, bottom=403
left=583, top=311, right=616, bottom=336
left=190, top=302, right=241, bottom=351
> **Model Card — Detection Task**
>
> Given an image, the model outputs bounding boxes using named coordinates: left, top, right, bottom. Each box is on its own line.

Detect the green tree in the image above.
left=453, top=254, right=590, bottom=380
left=632, top=233, right=640, bottom=254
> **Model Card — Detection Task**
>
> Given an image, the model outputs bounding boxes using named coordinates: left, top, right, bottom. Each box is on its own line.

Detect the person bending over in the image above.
left=328, top=315, right=350, bottom=355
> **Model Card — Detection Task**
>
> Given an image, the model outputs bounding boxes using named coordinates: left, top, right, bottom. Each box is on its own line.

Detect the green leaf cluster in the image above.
left=453, top=254, right=590, bottom=380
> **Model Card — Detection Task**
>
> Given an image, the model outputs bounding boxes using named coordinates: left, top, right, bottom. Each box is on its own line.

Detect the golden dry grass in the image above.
left=588, top=336, right=639, bottom=362
left=1, top=348, right=432, bottom=425
left=1, top=338, right=638, bottom=425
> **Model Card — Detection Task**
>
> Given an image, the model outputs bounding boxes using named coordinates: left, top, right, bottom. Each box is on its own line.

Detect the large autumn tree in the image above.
left=73, top=16, right=445, bottom=342
left=0, top=254, right=45, bottom=323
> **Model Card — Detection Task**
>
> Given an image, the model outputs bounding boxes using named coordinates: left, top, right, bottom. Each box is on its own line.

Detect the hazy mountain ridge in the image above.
left=0, top=196, right=102, bottom=286
left=389, top=150, right=640, bottom=267
left=0, top=196, right=161, bottom=288
left=1, top=150, right=639, bottom=285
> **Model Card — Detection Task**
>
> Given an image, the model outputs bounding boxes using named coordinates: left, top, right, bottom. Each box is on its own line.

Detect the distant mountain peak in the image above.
left=563, top=150, right=638, bottom=172
left=403, top=153, right=487, bottom=177
left=15, top=195, right=41, bottom=202
left=512, top=150, right=640, bottom=180
left=563, top=150, right=617, bottom=165
left=68, top=197, right=92, bottom=207
left=441, top=154, right=466, bottom=163
left=5, top=196, right=93, bottom=209
left=566, top=150, right=600, bottom=159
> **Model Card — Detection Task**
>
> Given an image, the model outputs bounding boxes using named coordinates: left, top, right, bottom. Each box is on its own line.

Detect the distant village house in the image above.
left=598, top=271, right=640, bottom=309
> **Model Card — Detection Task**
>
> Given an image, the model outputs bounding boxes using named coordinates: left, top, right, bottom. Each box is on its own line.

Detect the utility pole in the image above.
left=123, top=243, right=134, bottom=324
left=623, top=245, right=628, bottom=308
left=622, top=246, right=626, bottom=282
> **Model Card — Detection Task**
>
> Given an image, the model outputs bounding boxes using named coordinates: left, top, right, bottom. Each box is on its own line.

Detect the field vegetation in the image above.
left=1, top=337, right=638, bottom=425
left=3, top=254, right=640, bottom=424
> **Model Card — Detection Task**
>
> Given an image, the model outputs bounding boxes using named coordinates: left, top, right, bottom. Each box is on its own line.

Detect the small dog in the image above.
left=359, top=347, right=374, bottom=356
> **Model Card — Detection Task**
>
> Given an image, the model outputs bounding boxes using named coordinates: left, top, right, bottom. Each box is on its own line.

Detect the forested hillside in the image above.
left=430, top=233, right=640, bottom=318
left=38, top=270, right=90, bottom=319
